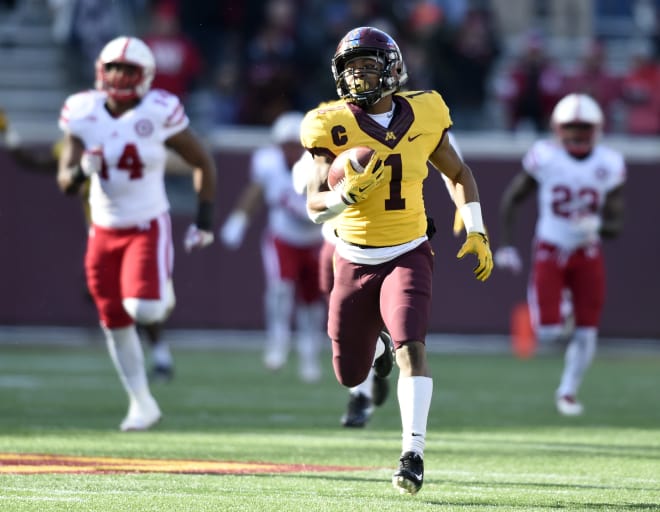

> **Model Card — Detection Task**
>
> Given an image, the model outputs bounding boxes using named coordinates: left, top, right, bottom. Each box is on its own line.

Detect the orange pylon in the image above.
left=511, top=302, right=536, bottom=359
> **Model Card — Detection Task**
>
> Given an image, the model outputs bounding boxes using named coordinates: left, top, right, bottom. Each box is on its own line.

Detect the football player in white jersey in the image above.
left=56, top=36, right=217, bottom=431
left=4, top=123, right=178, bottom=382
left=219, top=112, right=325, bottom=383
left=494, top=93, right=626, bottom=416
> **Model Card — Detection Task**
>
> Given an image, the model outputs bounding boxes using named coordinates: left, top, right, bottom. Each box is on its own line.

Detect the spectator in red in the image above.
left=495, top=31, right=565, bottom=133
left=562, top=41, right=622, bottom=131
left=143, top=2, right=204, bottom=101
left=620, top=41, right=660, bottom=135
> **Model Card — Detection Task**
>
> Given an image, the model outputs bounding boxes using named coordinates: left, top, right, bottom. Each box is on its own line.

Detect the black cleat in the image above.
left=372, top=374, right=389, bottom=407
left=392, top=451, right=424, bottom=495
left=150, top=364, right=174, bottom=382
left=373, top=331, right=394, bottom=379
left=341, top=393, right=373, bottom=428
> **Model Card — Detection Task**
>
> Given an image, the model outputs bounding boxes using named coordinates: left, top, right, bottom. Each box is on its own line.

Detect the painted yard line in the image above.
left=0, top=452, right=367, bottom=475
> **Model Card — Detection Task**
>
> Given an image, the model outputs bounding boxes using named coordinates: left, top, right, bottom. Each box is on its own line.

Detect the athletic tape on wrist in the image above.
left=324, top=190, right=348, bottom=214
left=459, top=202, right=485, bottom=234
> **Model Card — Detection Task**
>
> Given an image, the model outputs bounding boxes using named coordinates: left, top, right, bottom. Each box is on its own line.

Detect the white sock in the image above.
left=151, top=341, right=173, bottom=367
left=295, top=302, right=324, bottom=374
left=103, top=325, right=154, bottom=407
left=397, top=376, right=433, bottom=457
left=349, top=368, right=375, bottom=399
left=557, top=327, right=597, bottom=397
left=373, top=335, right=385, bottom=361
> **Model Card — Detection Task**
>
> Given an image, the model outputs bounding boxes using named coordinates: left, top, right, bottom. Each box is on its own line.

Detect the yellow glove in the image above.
left=452, top=208, right=464, bottom=236
left=457, top=232, right=493, bottom=282
left=52, top=138, right=65, bottom=160
left=0, top=109, right=7, bottom=133
left=340, top=155, right=384, bottom=204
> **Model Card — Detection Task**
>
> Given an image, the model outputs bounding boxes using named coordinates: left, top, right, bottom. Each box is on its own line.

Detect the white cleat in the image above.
left=299, top=361, right=321, bottom=383
left=556, top=394, right=584, bottom=416
left=120, top=397, right=162, bottom=432
left=263, top=349, right=287, bottom=372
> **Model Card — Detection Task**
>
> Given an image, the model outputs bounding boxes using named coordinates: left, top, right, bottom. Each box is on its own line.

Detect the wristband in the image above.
left=70, top=164, right=87, bottom=185
left=5, top=128, right=21, bottom=148
left=459, top=202, right=485, bottom=234
left=62, top=164, right=87, bottom=196
left=225, top=211, right=248, bottom=230
left=195, top=200, right=214, bottom=230
left=324, top=190, right=348, bottom=214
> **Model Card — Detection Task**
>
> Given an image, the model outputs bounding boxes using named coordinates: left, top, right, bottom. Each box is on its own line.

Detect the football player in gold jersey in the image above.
left=301, top=27, right=493, bottom=495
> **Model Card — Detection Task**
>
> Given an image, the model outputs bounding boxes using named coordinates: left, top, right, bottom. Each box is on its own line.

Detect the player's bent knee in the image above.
left=536, top=325, right=564, bottom=344
left=333, top=361, right=371, bottom=388
left=336, top=373, right=368, bottom=388
left=123, top=297, right=170, bottom=325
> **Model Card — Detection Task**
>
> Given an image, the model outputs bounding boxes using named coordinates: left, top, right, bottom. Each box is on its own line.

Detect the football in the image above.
left=327, top=146, right=375, bottom=190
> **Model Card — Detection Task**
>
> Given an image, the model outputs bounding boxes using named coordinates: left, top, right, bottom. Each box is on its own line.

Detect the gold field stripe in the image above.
left=0, top=453, right=365, bottom=475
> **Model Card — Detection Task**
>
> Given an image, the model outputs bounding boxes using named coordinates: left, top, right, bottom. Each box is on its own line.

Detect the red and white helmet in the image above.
left=551, top=93, right=604, bottom=157
left=271, top=111, right=304, bottom=144
left=95, top=36, right=155, bottom=101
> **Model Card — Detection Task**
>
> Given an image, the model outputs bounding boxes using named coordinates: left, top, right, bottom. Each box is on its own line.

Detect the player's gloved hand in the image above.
left=452, top=208, right=464, bottom=237
left=572, top=214, right=600, bottom=241
left=183, top=224, right=214, bottom=253
left=457, top=232, right=493, bottom=282
left=219, top=211, right=248, bottom=250
left=4, top=128, right=21, bottom=149
left=80, top=147, right=104, bottom=176
left=494, top=246, right=522, bottom=274
left=337, top=155, right=384, bottom=204
left=0, top=108, right=8, bottom=133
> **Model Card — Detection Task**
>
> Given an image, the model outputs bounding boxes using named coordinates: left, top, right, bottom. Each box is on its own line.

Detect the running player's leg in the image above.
left=555, top=247, right=605, bottom=415
left=381, top=243, right=434, bottom=495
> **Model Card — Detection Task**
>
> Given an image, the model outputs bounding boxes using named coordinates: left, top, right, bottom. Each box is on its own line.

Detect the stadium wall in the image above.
left=1, top=140, right=658, bottom=338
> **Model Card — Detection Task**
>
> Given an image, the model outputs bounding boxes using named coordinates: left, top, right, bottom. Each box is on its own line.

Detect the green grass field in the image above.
left=0, top=339, right=659, bottom=511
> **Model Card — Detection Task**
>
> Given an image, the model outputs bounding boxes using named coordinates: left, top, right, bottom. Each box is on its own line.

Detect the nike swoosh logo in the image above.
left=407, top=133, right=422, bottom=142
left=413, top=472, right=423, bottom=481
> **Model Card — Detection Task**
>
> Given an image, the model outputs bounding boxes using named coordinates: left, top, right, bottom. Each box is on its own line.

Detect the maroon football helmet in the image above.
left=332, top=27, right=408, bottom=107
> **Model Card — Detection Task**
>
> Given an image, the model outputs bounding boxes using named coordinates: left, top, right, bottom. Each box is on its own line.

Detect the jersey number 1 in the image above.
left=383, top=153, right=405, bottom=211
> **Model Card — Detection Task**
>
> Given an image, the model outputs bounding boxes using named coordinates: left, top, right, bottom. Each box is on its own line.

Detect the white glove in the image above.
left=219, top=211, right=248, bottom=249
left=573, top=214, right=600, bottom=240
left=494, top=246, right=522, bottom=274
left=80, top=147, right=104, bottom=176
left=4, top=128, right=21, bottom=148
left=183, top=224, right=214, bottom=253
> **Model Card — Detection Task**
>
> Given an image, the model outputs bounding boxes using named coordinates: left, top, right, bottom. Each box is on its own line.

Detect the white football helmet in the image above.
left=271, top=111, right=304, bottom=144
left=95, top=36, right=156, bottom=101
left=551, top=93, right=603, bottom=157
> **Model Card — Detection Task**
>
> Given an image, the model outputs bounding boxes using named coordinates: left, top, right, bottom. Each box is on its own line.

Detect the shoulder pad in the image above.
left=523, top=139, right=556, bottom=171
left=60, top=90, right=103, bottom=124
left=140, top=89, right=188, bottom=129
left=300, top=101, right=347, bottom=150
left=141, top=89, right=183, bottom=119
left=250, top=146, right=281, bottom=183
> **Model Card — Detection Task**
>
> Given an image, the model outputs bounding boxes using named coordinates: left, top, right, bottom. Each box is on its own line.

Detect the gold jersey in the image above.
left=301, top=90, right=452, bottom=247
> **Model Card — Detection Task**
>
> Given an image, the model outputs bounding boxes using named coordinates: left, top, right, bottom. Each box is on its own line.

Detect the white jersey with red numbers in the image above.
left=58, top=89, right=189, bottom=228
left=251, top=145, right=322, bottom=247
left=523, top=139, right=626, bottom=251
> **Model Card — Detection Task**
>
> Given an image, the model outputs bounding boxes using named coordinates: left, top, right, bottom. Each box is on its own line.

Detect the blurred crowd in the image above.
left=36, top=0, right=660, bottom=135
